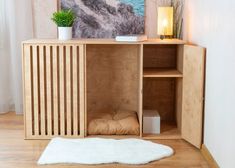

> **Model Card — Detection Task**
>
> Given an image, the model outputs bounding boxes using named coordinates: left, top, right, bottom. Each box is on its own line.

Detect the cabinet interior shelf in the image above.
left=143, top=68, right=183, bottom=78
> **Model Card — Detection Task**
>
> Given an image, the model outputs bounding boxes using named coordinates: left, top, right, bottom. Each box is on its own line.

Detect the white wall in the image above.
left=32, top=0, right=57, bottom=38
left=186, top=0, right=235, bottom=167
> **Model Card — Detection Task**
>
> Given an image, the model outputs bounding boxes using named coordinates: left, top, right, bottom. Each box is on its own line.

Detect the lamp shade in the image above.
left=157, top=7, right=173, bottom=36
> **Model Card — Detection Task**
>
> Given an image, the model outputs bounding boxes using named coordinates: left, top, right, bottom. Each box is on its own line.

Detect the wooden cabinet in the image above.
left=22, top=39, right=205, bottom=148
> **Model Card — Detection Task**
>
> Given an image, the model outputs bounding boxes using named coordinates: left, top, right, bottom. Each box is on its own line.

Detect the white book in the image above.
left=115, top=35, right=147, bottom=42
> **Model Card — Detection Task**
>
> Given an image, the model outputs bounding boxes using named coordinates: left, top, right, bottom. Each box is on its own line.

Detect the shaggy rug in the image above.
left=38, top=138, right=173, bottom=165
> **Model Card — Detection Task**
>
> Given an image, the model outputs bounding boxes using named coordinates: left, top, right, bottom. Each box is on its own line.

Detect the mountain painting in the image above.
left=61, top=0, right=145, bottom=38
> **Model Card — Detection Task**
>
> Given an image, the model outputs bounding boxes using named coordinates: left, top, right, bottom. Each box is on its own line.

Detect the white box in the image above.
left=143, top=110, right=161, bottom=134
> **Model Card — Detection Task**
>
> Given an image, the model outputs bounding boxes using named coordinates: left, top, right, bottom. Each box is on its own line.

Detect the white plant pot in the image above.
left=58, top=27, right=72, bottom=40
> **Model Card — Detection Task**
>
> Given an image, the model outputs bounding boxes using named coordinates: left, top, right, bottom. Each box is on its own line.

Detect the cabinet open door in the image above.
left=182, top=45, right=206, bottom=148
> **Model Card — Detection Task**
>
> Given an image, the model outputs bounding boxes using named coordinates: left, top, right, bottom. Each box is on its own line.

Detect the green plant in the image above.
left=51, top=10, right=76, bottom=27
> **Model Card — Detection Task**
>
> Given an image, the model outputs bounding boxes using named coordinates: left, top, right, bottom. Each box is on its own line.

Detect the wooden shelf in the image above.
left=142, top=121, right=181, bottom=140
left=143, top=68, right=183, bottom=78
left=23, top=38, right=186, bottom=45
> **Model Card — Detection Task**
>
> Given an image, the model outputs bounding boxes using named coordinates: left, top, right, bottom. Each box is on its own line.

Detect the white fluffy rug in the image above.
left=38, top=138, right=174, bottom=165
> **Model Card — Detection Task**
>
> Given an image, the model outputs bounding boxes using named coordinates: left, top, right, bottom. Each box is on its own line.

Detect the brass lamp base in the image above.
left=160, top=35, right=165, bottom=40
left=160, top=35, right=173, bottom=40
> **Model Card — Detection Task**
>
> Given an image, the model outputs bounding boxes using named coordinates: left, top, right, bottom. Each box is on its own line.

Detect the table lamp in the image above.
left=157, top=7, right=173, bottom=40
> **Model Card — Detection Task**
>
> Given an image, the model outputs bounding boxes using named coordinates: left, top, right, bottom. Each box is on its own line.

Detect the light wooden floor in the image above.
left=0, top=112, right=210, bottom=168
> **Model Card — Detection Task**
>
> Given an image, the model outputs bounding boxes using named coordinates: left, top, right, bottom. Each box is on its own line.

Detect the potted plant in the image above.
left=52, top=10, right=76, bottom=40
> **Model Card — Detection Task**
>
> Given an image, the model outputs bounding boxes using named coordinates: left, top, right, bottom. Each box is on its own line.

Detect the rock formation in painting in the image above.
left=61, top=0, right=145, bottom=38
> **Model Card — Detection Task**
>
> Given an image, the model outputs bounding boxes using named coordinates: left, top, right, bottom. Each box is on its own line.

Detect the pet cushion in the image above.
left=88, top=110, right=140, bottom=135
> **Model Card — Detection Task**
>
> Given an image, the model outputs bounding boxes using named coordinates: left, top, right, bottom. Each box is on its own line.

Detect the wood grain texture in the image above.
left=143, top=78, right=176, bottom=121
left=138, top=44, right=143, bottom=137
left=79, top=45, right=85, bottom=137
left=23, top=39, right=186, bottom=45
left=23, top=45, right=33, bottom=138
left=143, top=121, right=181, bottom=140
left=52, top=45, right=59, bottom=135
left=175, top=44, right=184, bottom=134
left=0, top=112, right=209, bottom=168
left=84, top=44, right=88, bottom=137
left=86, top=44, right=139, bottom=114
left=66, top=46, right=72, bottom=136
left=46, top=46, right=52, bottom=136
left=39, top=45, right=46, bottom=136
left=143, top=68, right=183, bottom=78
left=177, top=45, right=184, bottom=73
left=143, top=45, right=177, bottom=68
left=182, top=45, right=205, bottom=148
left=72, top=46, right=79, bottom=136
left=59, top=45, right=65, bottom=136
left=32, top=45, right=39, bottom=136
left=23, top=44, right=83, bottom=139
left=175, top=78, right=183, bottom=132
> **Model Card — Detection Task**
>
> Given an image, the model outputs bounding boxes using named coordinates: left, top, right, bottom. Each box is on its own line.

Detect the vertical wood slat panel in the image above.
left=46, top=46, right=52, bottom=136
left=66, top=46, right=72, bottom=136
left=59, top=45, right=65, bottom=135
left=39, top=46, right=46, bottom=136
left=24, top=43, right=82, bottom=139
left=79, top=45, right=85, bottom=137
left=72, top=46, right=78, bottom=135
left=52, top=46, right=59, bottom=136
left=32, top=45, right=39, bottom=136
left=24, top=45, right=33, bottom=137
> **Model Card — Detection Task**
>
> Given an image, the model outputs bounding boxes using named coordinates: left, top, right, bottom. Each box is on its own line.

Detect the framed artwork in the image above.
left=61, top=0, right=145, bottom=38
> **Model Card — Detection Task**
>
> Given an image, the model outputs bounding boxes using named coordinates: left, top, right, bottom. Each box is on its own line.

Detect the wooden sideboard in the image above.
left=22, top=39, right=205, bottom=148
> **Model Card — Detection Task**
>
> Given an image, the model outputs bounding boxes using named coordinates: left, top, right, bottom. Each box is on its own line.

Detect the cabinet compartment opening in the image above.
left=143, top=44, right=177, bottom=69
left=142, top=44, right=183, bottom=139
left=142, top=77, right=182, bottom=139
left=143, top=44, right=183, bottom=78
left=86, top=44, right=141, bottom=136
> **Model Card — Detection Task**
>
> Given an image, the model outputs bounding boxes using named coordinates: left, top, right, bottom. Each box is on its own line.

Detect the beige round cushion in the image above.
left=88, top=110, right=140, bottom=135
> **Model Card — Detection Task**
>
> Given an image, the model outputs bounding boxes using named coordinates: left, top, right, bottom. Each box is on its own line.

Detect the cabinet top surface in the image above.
left=23, top=38, right=186, bottom=45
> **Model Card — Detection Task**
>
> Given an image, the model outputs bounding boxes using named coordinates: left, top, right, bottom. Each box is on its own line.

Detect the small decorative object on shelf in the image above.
left=115, top=35, right=147, bottom=42
left=143, top=110, right=161, bottom=134
left=51, top=10, right=76, bottom=40
left=157, top=7, right=173, bottom=40
left=171, top=0, right=184, bottom=39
